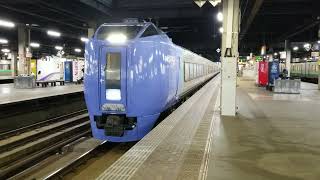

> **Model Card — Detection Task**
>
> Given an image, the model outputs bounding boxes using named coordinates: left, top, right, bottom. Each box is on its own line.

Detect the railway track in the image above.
left=0, top=112, right=91, bottom=179
left=0, top=109, right=87, bottom=140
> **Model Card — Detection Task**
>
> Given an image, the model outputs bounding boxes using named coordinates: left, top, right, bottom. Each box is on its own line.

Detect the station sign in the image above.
left=280, top=51, right=286, bottom=59
left=255, top=56, right=263, bottom=62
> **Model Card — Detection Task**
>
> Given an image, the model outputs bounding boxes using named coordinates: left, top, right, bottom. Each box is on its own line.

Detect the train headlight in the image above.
left=106, top=33, right=127, bottom=44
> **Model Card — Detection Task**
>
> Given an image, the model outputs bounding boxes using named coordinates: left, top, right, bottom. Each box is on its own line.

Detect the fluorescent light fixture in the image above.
left=0, top=38, right=8, bottom=44
left=1, top=48, right=10, bottom=53
left=106, top=33, right=127, bottom=44
left=47, top=30, right=61, bottom=37
left=80, top=37, right=89, bottom=42
left=55, top=46, right=63, bottom=50
left=293, top=46, right=299, bottom=51
left=0, top=19, right=15, bottom=28
left=217, top=12, right=223, bottom=22
left=74, top=48, right=82, bottom=53
left=219, top=27, right=223, bottom=33
left=30, top=42, right=40, bottom=48
left=303, top=43, right=311, bottom=48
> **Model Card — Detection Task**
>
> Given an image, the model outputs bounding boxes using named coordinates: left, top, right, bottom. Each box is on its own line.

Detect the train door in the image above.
left=99, top=47, right=127, bottom=112
left=64, top=61, right=73, bottom=82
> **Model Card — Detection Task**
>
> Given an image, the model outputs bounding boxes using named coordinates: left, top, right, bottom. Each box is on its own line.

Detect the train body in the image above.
left=281, top=62, right=319, bottom=83
left=84, top=22, right=219, bottom=142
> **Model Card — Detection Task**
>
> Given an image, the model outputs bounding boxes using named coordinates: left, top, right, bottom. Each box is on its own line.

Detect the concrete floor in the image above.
left=207, top=78, right=320, bottom=180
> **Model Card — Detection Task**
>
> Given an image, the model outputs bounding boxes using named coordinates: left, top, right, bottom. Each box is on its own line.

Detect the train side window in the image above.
left=185, top=63, right=190, bottom=82
left=194, top=64, right=196, bottom=78
left=141, top=25, right=159, bottom=37
left=196, top=64, right=198, bottom=77
left=202, top=65, right=204, bottom=76
left=190, top=64, right=194, bottom=79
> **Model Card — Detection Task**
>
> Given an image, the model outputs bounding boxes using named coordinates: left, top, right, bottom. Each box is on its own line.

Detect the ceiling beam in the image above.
left=0, top=3, right=87, bottom=30
left=112, top=8, right=215, bottom=19
left=79, top=0, right=112, bottom=16
left=276, top=19, right=320, bottom=42
left=240, top=0, right=264, bottom=41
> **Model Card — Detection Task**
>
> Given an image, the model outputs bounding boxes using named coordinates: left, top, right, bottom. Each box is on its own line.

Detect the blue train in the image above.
left=84, top=21, right=220, bottom=142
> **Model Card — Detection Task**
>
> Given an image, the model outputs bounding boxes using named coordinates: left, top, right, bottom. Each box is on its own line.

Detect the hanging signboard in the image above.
left=194, top=0, right=206, bottom=7
left=280, top=51, right=286, bottom=59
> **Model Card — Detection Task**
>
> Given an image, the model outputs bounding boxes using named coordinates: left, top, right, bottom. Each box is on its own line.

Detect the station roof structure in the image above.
left=0, top=0, right=319, bottom=59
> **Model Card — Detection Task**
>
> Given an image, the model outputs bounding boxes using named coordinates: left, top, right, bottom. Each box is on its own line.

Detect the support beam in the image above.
left=277, top=20, right=320, bottom=41
left=88, top=21, right=97, bottom=38
left=220, top=0, right=239, bottom=116
left=239, top=0, right=264, bottom=41
left=80, top=0, right=112, bottom=16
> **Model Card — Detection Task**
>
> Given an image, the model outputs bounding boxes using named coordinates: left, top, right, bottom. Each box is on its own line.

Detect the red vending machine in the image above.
left=258, top=61, right=269, bottom=86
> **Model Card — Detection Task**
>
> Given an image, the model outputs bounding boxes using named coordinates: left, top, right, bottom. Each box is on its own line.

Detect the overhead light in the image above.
left=80, top=37, right=89, bottom=42
left=74, top=48, right=82, bottom=53
left=0, top=19, right=15, bottom=28
left=303, top=43, right=310, bottom=48
left=0, top=38, right=8, bottom=44
left=1, top=48, right=10, bottom=53
left=293, top=46, right=299, bottom=51
left=217, top=12, right=223, bottom=22
left=106, top=33, right=127, bottom=44
left=274, top=52, right=278, bottom=56
left=303, top=43, right=311, bottom=51
left=55, top=46, right=63, bottom=50
left=208, top=0, right=221, bottom=7
left=30, top=42, right=40, bottom=48
left=219, top=27, right=223, bottom=33
left=47, top=30, right=61, bottom=37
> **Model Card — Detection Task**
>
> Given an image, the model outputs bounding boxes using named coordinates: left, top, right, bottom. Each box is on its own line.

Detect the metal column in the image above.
left=220, top=0, right=239, bottom=116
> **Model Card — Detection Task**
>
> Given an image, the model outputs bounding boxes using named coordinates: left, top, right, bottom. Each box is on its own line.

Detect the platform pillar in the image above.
left=285, top=40, right=291, bottom=77
left=17, top=25, right=27, bottom=75
left=88, top=21, right=97, bottom=38
left=11, top=51, right=18, bottom=76
left=220, top=0, right=239, bottom=116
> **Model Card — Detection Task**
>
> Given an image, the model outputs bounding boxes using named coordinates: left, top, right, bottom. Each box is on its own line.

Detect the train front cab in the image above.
left=88, top=23, right=170, bottom=142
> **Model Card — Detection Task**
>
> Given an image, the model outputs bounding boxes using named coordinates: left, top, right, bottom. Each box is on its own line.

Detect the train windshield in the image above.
left=96, top=25, right=144, bottom=41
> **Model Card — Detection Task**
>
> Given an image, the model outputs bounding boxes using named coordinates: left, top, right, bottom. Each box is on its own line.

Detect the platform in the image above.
left=0, top=76, right=13, bottom=84
left=0, top=83, right=83, bottom=105
left=0, top=83, right=86, bottom=134
left=97, top=75, right=320, bottom=180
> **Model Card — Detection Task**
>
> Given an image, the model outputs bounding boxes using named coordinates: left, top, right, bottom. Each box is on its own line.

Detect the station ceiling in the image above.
left=0, top=0, right=319, bottom=59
